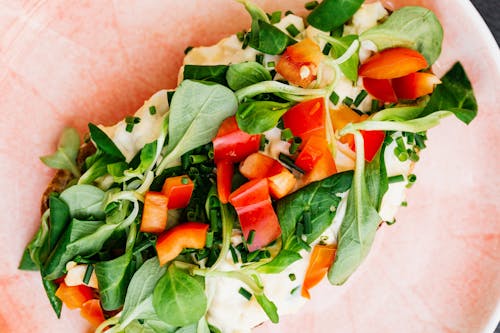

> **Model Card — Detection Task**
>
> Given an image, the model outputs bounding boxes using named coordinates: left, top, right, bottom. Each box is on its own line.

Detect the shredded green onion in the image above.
left=267, top=61, right=275, bottom=68
left=205, top=231, right=214, bottom=248
left=189, top=154, right=208, bottom=165
left=236, top=31, right=246, bottom=42
left=305, top=0, right=319, bottom=10
left=408, top=174, right=417, bottom=183
left=239, top=287, right=253, bottom=300
left=269, top=11, right=281, bottom=24
left=83, top=265, right=94, bottom=285
left=342, top=96, right=354, bottom=106
left=256, top=53, right=264, bottom=64
left=322, top=43, right=332, bottom=55
left=353, top=90, right=368, bottom=107
left=329, top=91, right=340, bottom=105
left=229, top=245, right=239, bottom=264
left=286, top=24, right=300, bottom=37
left=371, top=99, right=379, bottom=113
left=388, top=175, right=404, bottom=184
left=288, top=273, right=297, bottom=281
left=279, top=153, right=305, bottom=174
left=149, top=105, right=157, bottom=115
left=281, top=128, right=294, bottom=141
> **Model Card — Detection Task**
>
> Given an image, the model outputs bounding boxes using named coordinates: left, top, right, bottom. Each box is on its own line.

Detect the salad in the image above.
left=19, top=0, right=478, bottom=332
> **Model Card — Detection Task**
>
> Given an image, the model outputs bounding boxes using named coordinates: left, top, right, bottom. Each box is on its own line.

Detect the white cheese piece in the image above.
left=64, top=262, right=98, bottom=289
left=99, top=90, right=170, bottom=162
left=343, top=2, right=388, bottom=36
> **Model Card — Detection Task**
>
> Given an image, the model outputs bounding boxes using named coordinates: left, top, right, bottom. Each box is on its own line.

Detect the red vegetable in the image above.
left=362, top=77, right=398, bottom=103
left=276, top=38, right=323, bottom=87
left=80, top=299, right=105, bottom=328
left=301, top=245, right=336, bottom=299
left=359, top=47, right=428, bottom=79
left=156, top=222, right=209, bottom=266
left=55, top=282, right=94, bottom=310
left=295, top=135, right=329, bottom=172
left=282, top=97, right=326, bottom=141
left=350, top=130, right=386, bottom=162
left=392, top=72, right=441, bottom=99
left=140, top=192, right=168, bottom=234
left=161, top=175, right=194, bottom=209
left=228, top=179, right=281, bottom=252
left=213, top=116, right=261, bottom=163
left=239, top=152, right=284, bottom=179
left=300, top=143, right=337, bottom=186
left=216, top=160, right=234, bottom=204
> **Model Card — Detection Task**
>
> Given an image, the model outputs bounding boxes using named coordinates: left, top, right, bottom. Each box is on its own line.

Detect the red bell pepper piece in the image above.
left=358, top=47, right=428, bottom=79
left=350, top=130, right=386, bottom=162
left=282, top=97, right=326, bottom=141
left=156, top=222, right=209, bottom=266
left=295, top=135, right=329, bottom=172
left=228, top=179, right=281, bottom=252
left=80, top=299, right=105, bottom=328
left=140, top=192, right=169, bottom=234
left=55, top=282, right=94, bottom=310
left=216, top=160, right=234, bottom=204
left=301, top=244, right=336, bottom=299
left=300, top=143, right=337, bottom=186
left=239, top=152, right=284, bottom=179
left=276, top=38, right=323, bottom=88
left=161, top=175, right=194, bottom=209
left=362, top=77, right=398, bottom=103
left=392, top=72, right=441, bottom=100
left=213, top=116, right=261, bottom=163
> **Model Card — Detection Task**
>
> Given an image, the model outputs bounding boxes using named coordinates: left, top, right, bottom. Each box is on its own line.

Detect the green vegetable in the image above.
left=226, top=62, right=272, bottom=91
left=88, top=123, right=126, bottom=160
left=183, top=65, right=229, bottom=86
left=153, top=264, right=208, bottom=327
left=324, top=35, right=359, bottom=82
left=236, top=100, right=294, bottom=134
left=157, top=80, right=238, bottom=173
left=255, top=293, right=279, bottom=323
left=40, top=127, right=81, bottom=177
left=47, top=196, right=71, bottom=250
left=328, top=132, right=382, bottom=285
left=59, top=184, right=105, bottom=220
left=307, top=0, right=363, bottom=32
left=41, top=275, right=62, bottom=317
left=235, top=80, right=327, bottom=103
left=422, top=62, right=478, bottom=124
left=257, top=249, right=302, bottom=274
left=360, top=6, right=443, bottom=65
left=365, top=147, right=388, bottom=211
left=18, top=248, right=38, bottom=271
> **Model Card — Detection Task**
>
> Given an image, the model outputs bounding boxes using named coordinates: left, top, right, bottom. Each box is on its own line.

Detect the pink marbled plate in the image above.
left=0, top=0, right=499, bottom=332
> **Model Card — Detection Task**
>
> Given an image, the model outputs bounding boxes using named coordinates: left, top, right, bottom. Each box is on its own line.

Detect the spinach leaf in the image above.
left=328, top=133, right=381, bottom=285
left=255, top=293, right=279, bottom=323
left=236, top=100, right=294, bottom=134
left=88, top=123, right=126, bottom=160
left=48, top=195, right=71, bottom=250
left=226, top=62, right=272, bottom=91
left=257, top=249, right=302, bottom=274
left=422, top=62, right=478, bottom=124
left=26, top=210, right=50, bottom=268
left=120, top=257, right=166, bottom=328
left=78, top=153, right=113, bottom=184
left=360, top=6, right=443, bottom=65
left=18, top=248, right=38, bottom=271
left=326, top=35, right=359, bottom=82
left=135, top=141, right=157, bottom=173
left=307, top=0, right=363, bottom=32
left=59, top=184, right=105, bottom=220
left=40, top=127, right=81, bottom=177
left=277, top=171, right=353, bottom=245
left=108, top=161, right=129, bottom=182
left=41, top=274, right=62, bottom=317
left=153, top=264, right=208, bottom=327
left=365, top=147, right=388, bottom=211
left=157, top=80, right=238, bottom=173
left=183, top=65, right=229, bottom=86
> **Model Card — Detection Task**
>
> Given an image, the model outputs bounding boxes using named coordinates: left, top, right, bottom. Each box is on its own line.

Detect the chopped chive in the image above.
left=401, top=201, right=408, bottom=207
left=415, top=134, right=427, bottom=149
left=329, top=91, right=340, bottom=105
left=397, top=151, right=409, bottom=162
left=290, top=286, right=300, bottom=295
left=353, top=90, right=368, bottom=107
left=205, top=231, right=214, bottom=248
left=259, top=135, right=269, bottom=151
left=388, top=175, right=404, bottom=184
left=270, top=11, right=281, bottom=24
left=395, top=137, right=406, bottom=151
left=184, top=46, right=193, bottom=55
left=149, top=105, right=157, bottom=115
left=342, top=96, right=354, bottom=106
left=269, top=69, right=277, bottom=78
left=83, top=265, right=94, bottom=285
left=288, top=273, right=296, bottom=281
left=125, top=116, right=141, bottom=124
left=236, top=30, right=246, bottom=42
left=409, top=149, right=420, bottom=162
left=305, top=0, right=319, bottom=10
left=181, top=176, right=189, bottom=185
left=330, top=25, right=344, bottom=38
left=256, top=53, right=264, bottom=64
left=303, top=210, right=312, bottom=234
left=285, top=10, right=294, bottom=16
left=210, top=209, right=220, bottom=232
left=386, top=219, right=396, bottom=225
left=322, top=43, right=332, bottom=55
left=229, top=245, right=239, bottom=264
left=242, top=33, right=250, bottom=49
left=405, top=132, right=415, bottom=145
left=195, top=249, right=210, bottom=261
left=279, top=153, right=305, bottom=174
left=239, top=287, right=252, bottom=300
left=281, top=128, right=294, bottom=141
left=267, top=61, right=275, bottom=68
left=408, top=174, right=417, bottom=183
left=286, top=24, right=300, bottom=37
left=207, top=147, right=215, bottom=159
left=289, top=138, right=301, bottom=155
left=188, top=166, right=199, bottom=178
left=125, top=123, right=135, bottom=133
left=167, top=91, right=175, bottom=105
left=181, top=153, right=190, bottom=169
left=371, top=99, right=379, bottom=113
left=189, top=154, right=208, bottom=164
left=247, top=230, right=256, bottom=245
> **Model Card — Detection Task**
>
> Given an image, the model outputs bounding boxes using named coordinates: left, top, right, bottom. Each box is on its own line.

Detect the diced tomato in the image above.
left=362, top=77, right=398, bottom=103
left=282, top=97, right=326, bottom=141
left=276, top=38, right=323, bottom=87
left=161, top=175, right=194, bottom=209
left=295, top=135, right=329, bottom=172
left=300, top=145, right=337, bottom=186
left=239, top=152, right=284, bottom=179
left=80, top=299, right=105, bottom=328
left=55, top=282, right=94, bottom=310
left=228, top=179, right=281, bottom=252
left=213, top=116, right=261, bottom=163
left=140, top=192, right=168, bottom=234
left=268, top=169, right=296, bottom=199
left=301, top=245, right=336, bottom=299
left=359, top=48, right=428, bottom=79
left=216, top=160, right=234, bottom=204
left=330, top=105, right=369, bottom=146
left=350, top=130, right=386, bottom=162
left=156, top=222, right=209, bottom=266
left=392, top=72, right=441, bottom=100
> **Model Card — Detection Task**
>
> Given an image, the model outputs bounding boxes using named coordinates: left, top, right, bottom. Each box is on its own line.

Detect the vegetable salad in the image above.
left=19, top=0, right=477, bottom=332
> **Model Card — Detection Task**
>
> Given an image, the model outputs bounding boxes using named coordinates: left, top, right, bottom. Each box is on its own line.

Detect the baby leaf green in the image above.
left=307, top=0, right=364, bottom=32
left=60, top=184, right=105, bottom=220
left=236, top=100, right=294, bottom=134
left=226, top=62, right=272, bottom=91
left=40, top=127, right=81, bottom=177
left=88, top=123, right=126, bottom=160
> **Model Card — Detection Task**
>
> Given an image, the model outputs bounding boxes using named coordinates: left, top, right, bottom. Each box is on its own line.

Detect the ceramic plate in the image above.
left=1, top=0, right=499, bottom=332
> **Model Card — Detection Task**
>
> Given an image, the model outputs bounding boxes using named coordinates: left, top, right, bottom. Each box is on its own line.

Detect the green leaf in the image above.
left=249, top=20, right=296, bottom=55
left=153, top=265, right=208, bottom=327
left=327, top=35, right=359, bottom=82
left=422, top=62, right=478, bottom=124
left=257, top=249, right=302, bottom=274
left=18, top=248, right=38, bottom=271
left=40, top=127, right=81, bottom=177
left=59, top=184, right=106, bottom=220
left=360, top=6, right=443, bottom=65
left=183, top=65, right=229, bottom=86
left=236, top=100, right=294, bottom=134
left=307, top=0, right=363, bottom=32
left=48, top=195, right=71, bottom=250
left=226, top=62, right=272, bottom=91
left=365, top=146, right=388, bottom=211
left=88, top=123, right=126, bottom=160
left=254, top=293, right=279, bottom=323
left=157, top=80, right=238, bottom=173
left=41, top=274, right=62, bottom=317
